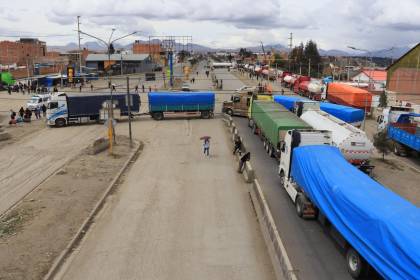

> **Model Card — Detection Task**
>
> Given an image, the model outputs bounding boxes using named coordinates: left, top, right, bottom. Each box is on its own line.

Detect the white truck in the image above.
left=376, top=105, right=415, bottom=131
left=294, top=101, right=374, bottom=168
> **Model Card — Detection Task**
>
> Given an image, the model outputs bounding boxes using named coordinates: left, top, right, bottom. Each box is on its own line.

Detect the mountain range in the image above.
left=48, top=41, right=411, bottom=59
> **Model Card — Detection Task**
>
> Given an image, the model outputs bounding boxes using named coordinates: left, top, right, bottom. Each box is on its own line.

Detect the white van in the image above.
left=27, top=94, right=51, bottom=110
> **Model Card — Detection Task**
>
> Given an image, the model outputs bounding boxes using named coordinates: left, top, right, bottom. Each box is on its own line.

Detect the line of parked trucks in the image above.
left=243, top=97, right=419, bottom=279
left=41, top=87, right=419, bottom=279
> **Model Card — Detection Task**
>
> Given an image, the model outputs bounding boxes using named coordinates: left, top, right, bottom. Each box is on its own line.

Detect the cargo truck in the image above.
left=222, top=91, right=271, bottom=117
left=47, top=92, right=140, bottom=127
left=278, top=132, right=420, bottom=279
left=387, top=113, right=420, bottom=156
left=294, top=101, right=374, bottom=167
left=148, top=92, right=215, bottom=120
left=249, top=100, right=311, bottom=159
left=273, top=95, right=365, bottom=127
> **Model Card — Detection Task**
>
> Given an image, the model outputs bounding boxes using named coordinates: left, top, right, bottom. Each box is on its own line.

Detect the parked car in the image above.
left=181, top=83, right=191, bottom=92
left=27, top=94, right=51, bottom=110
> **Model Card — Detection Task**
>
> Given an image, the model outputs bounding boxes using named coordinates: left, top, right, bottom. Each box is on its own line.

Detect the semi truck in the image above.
left=222, top=91, right=272, bottom=117
left=273, top=95, right=365, bottom=127
left=278, top=131, right=420, bottom=279
left=249, top=100, right=311, bottom=159
left=294, top=101, right=374, bottom=167
left=148, top=92, right=215, bottom=120
left=46, top=92, right=140, bottom=127
left=387, top=113, right=420, bottom=156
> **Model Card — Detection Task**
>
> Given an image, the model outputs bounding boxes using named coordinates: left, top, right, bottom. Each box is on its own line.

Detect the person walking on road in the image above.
left=203, top=138, right=210, bottom=156
left=142, top=84, right=145, bottom=93
left=281, top=89, right=285, bottom=95
left=238, top=152, right=251, bottom=173
left=135, top=85, right=139, bottom=94
left=90, top=84, right=94, bottom=91
left=233, top=136, right=242, bottom=155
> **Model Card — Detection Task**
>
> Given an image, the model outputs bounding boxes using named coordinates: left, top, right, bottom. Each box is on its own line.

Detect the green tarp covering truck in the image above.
left=249, top=100, right=311, bottom=159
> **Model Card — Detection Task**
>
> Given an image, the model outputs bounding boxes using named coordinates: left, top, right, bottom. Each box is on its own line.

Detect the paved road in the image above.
left=234, top=117, right=353, bottom=280
left=208, top=67, right=352, bottom=279
left=0, top=125, right=104, bottom=215
left=55, top=118, right=275, bottom=280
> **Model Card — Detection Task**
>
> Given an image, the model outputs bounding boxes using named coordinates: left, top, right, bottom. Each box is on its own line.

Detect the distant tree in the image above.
left=239, top=48, right=253, bottom=58
left=379, top=91, right=388, bottom=108
left=271, top=53, right=286, bottom=68
left=373, top=131, right=393, bottom=160
left=304, top=40, right=322, bottom=76
left=108, top=43, right=115, bottom=54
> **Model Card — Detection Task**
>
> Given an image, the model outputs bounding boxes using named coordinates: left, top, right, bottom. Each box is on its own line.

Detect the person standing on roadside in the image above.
left=135, top=85, right=139, bottom=94
left=142, top=84, right=145, bottom=93
left=238, top=152, right=251, bottom=173
left=90, top=84, right=94, bottom=91
left=7, top=86, right=11, bottom=95
left=41, top=104, right=47, bottom=117
left=19, top=107, right=24, bottom=118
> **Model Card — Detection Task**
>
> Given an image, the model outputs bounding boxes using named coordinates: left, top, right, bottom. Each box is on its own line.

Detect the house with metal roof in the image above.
left=351, top=69, right=387, bottom=92
left=85, top=53, right=152, bottom=74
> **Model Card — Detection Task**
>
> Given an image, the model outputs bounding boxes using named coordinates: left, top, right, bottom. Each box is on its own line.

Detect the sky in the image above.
left=0, top=0, right=419, bottom=52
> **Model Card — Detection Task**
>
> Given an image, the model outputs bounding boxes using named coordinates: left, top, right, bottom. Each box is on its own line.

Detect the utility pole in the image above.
left=288, top=32, right=293, bottom=71
left=77, top=16, right=82, bottom=76
left=121, top=52, right=123, bottom=75
left=126, top=76, right=132, bottom=146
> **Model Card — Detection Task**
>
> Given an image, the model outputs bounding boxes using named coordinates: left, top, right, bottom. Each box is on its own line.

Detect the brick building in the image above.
left=133, top=41, right=165, bottom=65
left=0, top=38, right=46, bottom=65
left=387, top=43, right=420, bottom=105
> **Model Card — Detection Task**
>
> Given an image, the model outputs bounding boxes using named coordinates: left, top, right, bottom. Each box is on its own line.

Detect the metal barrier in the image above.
left=222, top=117, right=298, bottom=280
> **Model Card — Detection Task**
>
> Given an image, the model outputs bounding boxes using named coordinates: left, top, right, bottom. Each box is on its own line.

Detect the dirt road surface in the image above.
left=55, top=118, right=274, bottom=280
left=0, top=125, right=105, bottom=215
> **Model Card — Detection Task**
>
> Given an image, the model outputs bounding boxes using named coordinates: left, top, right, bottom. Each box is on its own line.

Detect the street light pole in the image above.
left=78, top=29, right=138, bottom=154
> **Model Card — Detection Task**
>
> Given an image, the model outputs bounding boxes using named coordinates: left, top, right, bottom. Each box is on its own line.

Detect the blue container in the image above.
left=148, top=92, right=215, bottom=112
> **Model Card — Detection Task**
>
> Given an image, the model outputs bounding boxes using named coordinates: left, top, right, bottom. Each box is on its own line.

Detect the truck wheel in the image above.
left=393, top=142, right=407, bottom=157
left=269, top=146, right=275, bottom=158
left=248, top=119, right=254, bottom=128
left=226, top=108, right=233, bottom=116
left=55, top=118, right=66, bottom=127
left=153, top=112, right=164, bottom=120
left=295, top=195, right=304, bottom=218
left=252, top=124, right=257, bottom=134
left=201, top=111, right=210, bottom=119
left=346, top=248, right=367, bottom=279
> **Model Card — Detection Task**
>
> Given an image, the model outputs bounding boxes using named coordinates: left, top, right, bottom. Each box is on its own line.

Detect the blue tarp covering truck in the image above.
left=148, top=92, right=215, bottom=120
left=387, top=113, right=420, bottom=157
left=278, top=130, right=420, bottom=279
left=273, top=95, right=364, bottom=126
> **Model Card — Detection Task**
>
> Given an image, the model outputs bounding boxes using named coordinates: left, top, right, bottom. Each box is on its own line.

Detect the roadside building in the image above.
left=133, top=41, right=165, bottom=66
left=351, top=69, right=387, bottom=92
left=85, top=53, right=152, bottom=74
left=386, top=43, right=420, bottom=107
left=0, top=38, right=46, bottom=65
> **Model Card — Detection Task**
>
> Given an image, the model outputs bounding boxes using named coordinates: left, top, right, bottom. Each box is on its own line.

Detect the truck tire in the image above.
left=252, top=124, right=257, bottom=134
left=393, top=142, right=408, bottom=157
left=201, top=111, right=210, bottom=119
left=153, top=112, right=164, bottom=120
left=346, top=248, right=367, bottom=279
left=55, top=118, right=66, bottom=127
left=226, top=108, right=233, bottom=116
left=248, top=119, right=254, bottom=128
left=268, top=146, right=275, bottom=158
left=295, top=195, right=304, bottom=218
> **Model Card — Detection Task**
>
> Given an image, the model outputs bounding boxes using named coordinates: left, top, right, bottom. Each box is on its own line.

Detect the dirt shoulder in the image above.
left=0, top=136, right=141, bottom=280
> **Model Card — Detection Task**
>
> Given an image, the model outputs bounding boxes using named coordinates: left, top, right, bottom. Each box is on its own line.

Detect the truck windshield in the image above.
left=29, top=97, right=39, bottom=103
left=48, top=102, right=58, bottom=109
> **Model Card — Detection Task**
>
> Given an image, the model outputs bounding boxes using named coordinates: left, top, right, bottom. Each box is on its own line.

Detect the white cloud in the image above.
left=0, top=0, right=418, bottom=50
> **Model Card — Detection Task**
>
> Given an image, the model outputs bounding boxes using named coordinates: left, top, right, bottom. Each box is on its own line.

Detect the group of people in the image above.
left=201, top=135, right=250, bottom=172
left=9, top=105, right=47, bottom=125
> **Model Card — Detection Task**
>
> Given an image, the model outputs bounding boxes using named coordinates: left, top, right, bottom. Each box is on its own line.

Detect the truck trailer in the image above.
left=294, top=101, right=374, bottom=166
left=278, top=133, right=420, bottom=279
left=273, top=95, right=365, bottom=127
left=249, top=100, right=311, bottom=159
left=47, top=92, right=140, bottom=127
left=148, top=92, right=215, bottom=120
left=326, top=82, right=373, bottom=110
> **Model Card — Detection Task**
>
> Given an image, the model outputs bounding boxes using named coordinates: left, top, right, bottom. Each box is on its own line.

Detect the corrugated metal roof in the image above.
left=86, top=53, right=150, bottom=62
left=363, top=70, right=387, bottom=81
